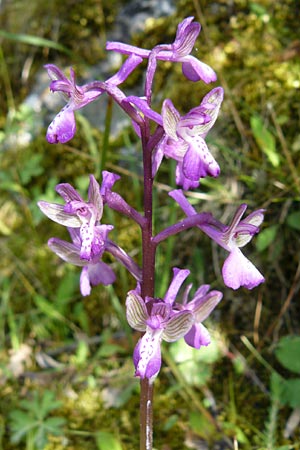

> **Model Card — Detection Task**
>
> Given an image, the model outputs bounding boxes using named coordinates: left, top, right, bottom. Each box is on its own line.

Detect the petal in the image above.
left=48, top=237, right=84, bottom=266
left=38, top=201, right=81, bottom=227
left=235, top=209, right=265, bottom=248
left=68, top=227, right=81, bottom=247
left=80, top=266, right=92, bottom=296
left=183, top=142, right=220, bottom=180
left=175, top=161, right=200, bottom=190
left=87, top=261, right=116, bottom=286
left=184, top=323, right=211, bottom=349
left=56, top=183, right=84, bottom=203
left=88, top=175, right=103, bottom=219
left=44, top=64, right=69, bottom=83
left=181, top=56, right=217, bottom=83
left=134, top=328, right=163, bottom=379
left=163, top=311, right=194, bottom=342
left=190, top=291, right=223, bottom=322
left=126, top=291, right=148, bottom=331
left=164, top=139, right=188, bottom=161
left=222, top=247, right=265, bottom=290
left=182, top=146, right=202, bottom=181
left=174, top=20, right=200, bottom=56
left=150, top=302, right=171, bottom=322
left=46, top=104, right=76, bottom=144
left=100, top=171, right=121, bottom=194
left=162, top=99, right=180, bottom=140
left=79, top=222, right=95, bottom=260
left=243, top=209, right=265, bottom=227
left=193, top=87, right=224, bottom=136
left=164, top=267, right=190, bottom=305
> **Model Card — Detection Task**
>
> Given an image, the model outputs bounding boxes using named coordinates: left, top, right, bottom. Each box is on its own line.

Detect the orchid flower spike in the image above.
left=170, top=190, right=265, bottom=290
left=106, top=17, right=216, bottom=84
left=45, top=54, right=142, bottom=143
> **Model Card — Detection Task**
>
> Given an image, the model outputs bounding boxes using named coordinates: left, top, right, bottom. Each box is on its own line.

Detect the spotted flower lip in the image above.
left=45, top=54, right=143, bottom=144
left=126, top=267, right=222, bottom=379
left=106, top=17, right=217, bottom=84
left=170, top=190, right=265, bottom=290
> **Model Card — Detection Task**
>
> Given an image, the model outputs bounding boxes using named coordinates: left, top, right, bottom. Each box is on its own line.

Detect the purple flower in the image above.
left=126, top=268, right=222, bottom=379
left=175, top=283, right=222, bottom=349
left=38, top=172, right=142, bottom=294
left=170, top=190, right=265, bottom=290
left=153, top=87, right=223, bottom=189
left=45, top=55, right=142, bottom=143
left=126, top=290, right=194, bottom=379
left=106, top=17, right=216, bottom=84
left=49, top=227, right=115, bottom=296
left=38, top=175, right=106, bottom=261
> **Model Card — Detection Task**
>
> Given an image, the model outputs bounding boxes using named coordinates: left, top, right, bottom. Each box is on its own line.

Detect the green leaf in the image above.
left=275, top=336, right=300, bottom=373
left=189, top=411, right=215, bottom=438
left=0, top=30, right=73, bottom=55
left=19, top=154, right=44, bottom=184
left=283, top=379, right=300, bottom=408
left=9, top=411, right=38, bottom=443
left=33, top=295, right=67, bottom=323
left=95, top=431, right=122, bottom=450
left=256, top=224, right=278, bottom=252
left=270, top=372, right=287, bottom=403
left=286, top=211, right=300, bottom=231
left=250, top=115, right=280, bottom=167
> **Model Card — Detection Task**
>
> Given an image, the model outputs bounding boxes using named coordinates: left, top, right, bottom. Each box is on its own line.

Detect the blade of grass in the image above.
left=0, top=30, right=73, bottom=56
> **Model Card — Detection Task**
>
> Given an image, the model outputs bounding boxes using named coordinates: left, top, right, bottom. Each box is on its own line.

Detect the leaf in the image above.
left=189, top=411, right=215, bottom=438
left=270, top=372, right=287, bottom=404
left=95, top=431, right=122, bottom=450
left=256, top=225, right=279, bottom=252
left=283, top=379, right=300, bottom=408
left=33, top=295, right=67, bottom=323
left=39, top=390, right=62, bottom=417
left=286, top=211, right=300, bottom=231
left=275, top=336, right=300, bottom=373
left=250, top=115, right=280, bottom=167
left=19, top=154, right=44, bottom=184
left=9, top=411, right=38, bottom=443
left=0, top=30, right=73, bottom=55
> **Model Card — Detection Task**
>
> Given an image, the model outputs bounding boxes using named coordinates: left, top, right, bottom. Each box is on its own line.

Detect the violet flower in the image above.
left=126, top=268, right=222, bottom=379
left=49, top=227, right=115, bottom=297
left=170, top=190, right=265, bottom=290
left=38, top=173, right=142, bottom=294
left=45, top=54, right=142, bottom=143
left=153, top=87, right=224, bottom=189
left=126, top=291, right=193, bottom=379
left=106, top=17, right=217, bottom=84
left=38, top=175, right=106, bottom=261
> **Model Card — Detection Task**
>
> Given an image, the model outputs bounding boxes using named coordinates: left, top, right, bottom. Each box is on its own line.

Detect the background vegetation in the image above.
left=0, top=0, right=300, bottom=448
